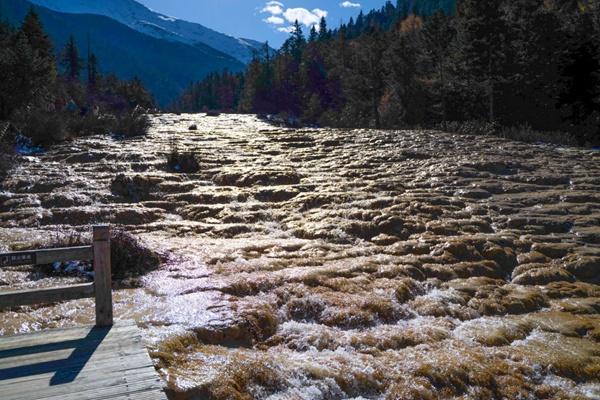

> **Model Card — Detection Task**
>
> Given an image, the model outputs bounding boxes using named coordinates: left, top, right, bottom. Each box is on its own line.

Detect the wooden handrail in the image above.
left=0, top=225, right=113, bottom=327
left=0, top=283, right=95, bottom=308
left=0, top=246, right=94, bottom=267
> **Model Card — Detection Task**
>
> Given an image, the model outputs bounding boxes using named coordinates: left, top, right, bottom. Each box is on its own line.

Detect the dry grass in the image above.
left=14, top=110, right=69, bottom=146
left=167, top=140, right=200, bottom=173
left=150, top=332, right=199, bottom=369
left=69, top=113, right=114, bottom=136
left=442, top=121, right=579, bottom=146
left=159, top=346, right=284, bottom=400
left=0, top=132, right=14, bottom=180
left=110, top=229, right=162, bottom=281
left=113, top=108, right=151, bottom=138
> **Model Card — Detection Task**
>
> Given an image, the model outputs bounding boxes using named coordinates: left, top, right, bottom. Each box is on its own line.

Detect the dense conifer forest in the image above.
left=174, top=0, right=600, bottom=145
left=0, top=8, right=155, bottom=177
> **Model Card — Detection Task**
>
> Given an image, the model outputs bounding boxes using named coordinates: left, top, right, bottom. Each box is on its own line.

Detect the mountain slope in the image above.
left=27, top=0, right=265, bottom=63
left=0, top=0, right=245, bottom=106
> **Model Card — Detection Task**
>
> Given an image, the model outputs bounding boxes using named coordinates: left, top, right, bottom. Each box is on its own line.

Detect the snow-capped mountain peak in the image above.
left=28, top=0, right=264, bottom=63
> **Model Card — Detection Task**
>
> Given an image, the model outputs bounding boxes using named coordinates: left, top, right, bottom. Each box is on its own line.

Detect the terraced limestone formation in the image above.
left=1, top=114, right=599, bottom=399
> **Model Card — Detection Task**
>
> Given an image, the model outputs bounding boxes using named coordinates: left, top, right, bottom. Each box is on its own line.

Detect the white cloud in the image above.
left=313, top=8, right=328, bottom=19
left=262, top=1, right=284, bottom=15
left=261, top=2, right=328, bottom=33
left=283, top=7, right=328, bottom=26
left=264, top=15, right=285, bottom=25
left=340, top=1, right=361, bottom=8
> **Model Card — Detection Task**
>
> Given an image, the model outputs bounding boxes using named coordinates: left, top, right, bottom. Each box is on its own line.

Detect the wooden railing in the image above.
left=0, top=225, right=113, bottom=327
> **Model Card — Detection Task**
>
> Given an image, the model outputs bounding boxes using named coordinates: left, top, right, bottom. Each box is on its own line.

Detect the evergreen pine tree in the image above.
left=344, top=28, right=387, bottom=128
left=21, top=8, right=53, bottom=60
left=384, top=16, right=425, bottom=125
left=355, top=11, right=365, bottom=34
left=20, top=8, right=55, bottom=84
left=556, top=6, right=600, bottom=142
left=262, top=41, right=271, bottom=62
left=397, top=0, right=410, bottom=19
left=239, top=60, right=260, bottom=112
left=309, top=25, right=318, bottom=42
left=87, top=53, right=99, bottom=89
left=503, top=0, right=563, bottom=129
left=421, top=11, right=455, bottom=123
left=457, top=0, right=507, bottom=122
left=318, top=17, right=329, bottom=41
left=61, top=35, right=82, bottom=80
left=86, top=34, right=99, bottom=89
left=12, top=32, right=40, bottom=114
left=289, top=20, right=306, bottom=60
left=0, top=21, right=17, bottom=119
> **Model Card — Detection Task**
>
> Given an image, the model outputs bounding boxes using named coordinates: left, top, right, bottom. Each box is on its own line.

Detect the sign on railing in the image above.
left=0, top=252, right=36, bottom=266
left=0, top=226, right=113, bottom=327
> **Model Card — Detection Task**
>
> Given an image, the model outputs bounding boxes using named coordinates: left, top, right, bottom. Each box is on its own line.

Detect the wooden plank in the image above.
left=0, top=348, right=152, bottom=378
left=0, top=332, right=142, bottom=363
left=0, top=337, right=148, bottom=368
left=0, top=340, right=148, bottom=370
left=2, top=361, right=158, bottom=399
left=108, top=391, right=168, bottom=400
left=0, top=321, right=167, bottom=400
left=0, top=346, right=151, bottom=374
left=0, top=328, right=140, bottom=358
left=0, top=329, right=144, bottom=366
left=0, top=358, right=155, bottom=396
left=0, top=342, right=152, bottom=383
left=0, top=283, right=95, bottom=310
left=36, top=378, right=164, bottom=400
left=93, top=226, right=112, bottom=327
left=0, top=246, right=93, bottom=267
left=0, top=323, right=138, bottom=351
left=9, top=374, right=162, bottom=400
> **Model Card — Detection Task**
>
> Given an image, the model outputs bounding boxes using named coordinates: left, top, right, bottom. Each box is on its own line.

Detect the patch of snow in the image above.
left=157, top=14, right=177, bottom=22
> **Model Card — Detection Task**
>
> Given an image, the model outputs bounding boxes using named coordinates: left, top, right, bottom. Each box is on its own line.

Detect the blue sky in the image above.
left=137, top=0, right=388, bottom=47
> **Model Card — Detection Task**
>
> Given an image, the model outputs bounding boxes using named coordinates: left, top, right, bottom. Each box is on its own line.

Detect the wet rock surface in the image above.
left=1, top=114, right=599, bottom=399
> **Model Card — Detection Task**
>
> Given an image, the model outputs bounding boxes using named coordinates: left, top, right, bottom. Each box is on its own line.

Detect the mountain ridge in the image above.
left=27, top=0, right=265, bottom=63
left=0, top=0, right=245, bottom=106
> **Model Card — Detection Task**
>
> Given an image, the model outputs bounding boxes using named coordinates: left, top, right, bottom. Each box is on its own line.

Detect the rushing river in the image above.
left=1, top=114, right=599, bottom=399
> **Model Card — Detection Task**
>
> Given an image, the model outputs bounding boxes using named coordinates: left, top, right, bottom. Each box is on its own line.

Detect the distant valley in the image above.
left=0, top=0, right=264, bottom=105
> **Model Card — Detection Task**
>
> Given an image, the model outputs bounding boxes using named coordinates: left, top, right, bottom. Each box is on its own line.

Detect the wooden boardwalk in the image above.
left=0, top=321, right=167, bottom=400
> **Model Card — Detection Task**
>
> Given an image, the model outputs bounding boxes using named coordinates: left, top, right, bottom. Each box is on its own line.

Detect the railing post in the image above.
left=93, top=225, right=113, bottom=327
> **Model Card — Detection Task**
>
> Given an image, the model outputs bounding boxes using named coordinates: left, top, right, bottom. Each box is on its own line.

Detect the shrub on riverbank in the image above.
left=167, top=140, right=200, bottom=173
left=10, top=228, right=162, bottom=283
left=0, top=123, right=15, bottom=179
left=113, top=107, right=151, bottom=138
left=12, top=110, right=69, bottom=147
left=110, top=230, right=162, bottom=281
left=10, top=108, right=151, bottom=147
left=69, top=113, right=115, bottom=137
left=441, top=121, right=580, bottom=147
left=0, top=141, right=14, bottom=180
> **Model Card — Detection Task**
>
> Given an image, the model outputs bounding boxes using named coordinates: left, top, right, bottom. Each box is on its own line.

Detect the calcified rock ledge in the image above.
left=1, top=114, right=599, bottom=399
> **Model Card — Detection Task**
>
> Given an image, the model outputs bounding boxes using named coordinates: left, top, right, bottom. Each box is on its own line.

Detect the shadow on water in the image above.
left=0, top=326, right=111, bottom=385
